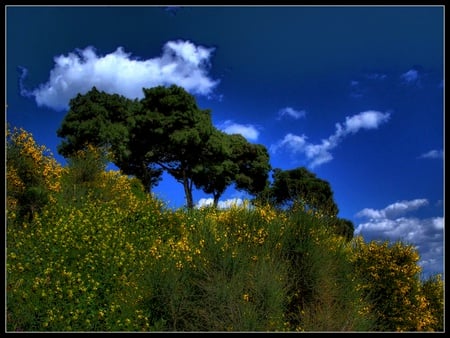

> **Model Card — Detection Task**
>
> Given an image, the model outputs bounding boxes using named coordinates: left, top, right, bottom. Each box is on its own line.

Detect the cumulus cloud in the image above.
left=270, top=110, right=390, bottom=168
left=19, top=40, right=219, bottom=111
left=355, top=199, right=444, bottom=278
left=342, top=110, right=390, bottom=133
left=277, top=107, right=306, bottom=120
left=196, top=197, right=244, bottom=209
left=218, top=120, right=259, bottom=141
left=355, top=199, right=429, bottom=220
left=418, top=149, right=444, bottom=160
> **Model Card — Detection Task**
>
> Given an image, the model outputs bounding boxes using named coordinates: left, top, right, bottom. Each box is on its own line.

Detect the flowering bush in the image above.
left=6, top=127, right=444, bottom=332
left=6, top=126, right=63, bottom=221
left=350, top=237, right=439, bottom=331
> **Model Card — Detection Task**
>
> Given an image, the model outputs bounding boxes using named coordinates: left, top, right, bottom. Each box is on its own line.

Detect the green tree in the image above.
left=57, top=87, right=163, bottom=192
left=329, top=217, right=355, bottom=242
left=139, top=85, right=215, bottom=208
left=56, top=85, right=269, bottom=209
left=230, top=134, right=271, bottom=198
left=263, top=167, right=339, bottom=217
left=192, top=129, right=237, bottom=207
left=193, top=132, right=271, bottom=207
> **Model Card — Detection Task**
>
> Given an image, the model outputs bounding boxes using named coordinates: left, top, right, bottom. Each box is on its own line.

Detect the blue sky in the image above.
left=6, top=5, right=444, bottom=278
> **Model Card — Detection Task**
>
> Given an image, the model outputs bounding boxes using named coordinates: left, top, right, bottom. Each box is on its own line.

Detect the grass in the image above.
left=6, top=182, right=443, bottom=332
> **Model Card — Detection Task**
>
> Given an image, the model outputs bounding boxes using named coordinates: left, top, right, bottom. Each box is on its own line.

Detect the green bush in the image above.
left=6, top=129, right=444, bottom=332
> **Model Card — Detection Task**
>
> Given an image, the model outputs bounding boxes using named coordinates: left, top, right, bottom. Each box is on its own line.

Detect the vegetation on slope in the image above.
left=6, top=127, right=443, bottom=332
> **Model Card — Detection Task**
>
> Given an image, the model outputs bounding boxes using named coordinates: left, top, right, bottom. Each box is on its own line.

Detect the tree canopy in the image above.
left=260, top=166, right=339, bottom=217
left=57, top=87, right=164, bottom=190
left=257, top=166, right=355, bottom=240
left=139, top=85, right=216, bottom=208
left=57, top=85, right=271, bottom=208
left=192, top=131, right=272, bottom=207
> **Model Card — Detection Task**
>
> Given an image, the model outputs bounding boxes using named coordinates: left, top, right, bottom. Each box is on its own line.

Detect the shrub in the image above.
left=6, top=126, right=62, bottom=222
left=350, top=237, right=437, bottom=331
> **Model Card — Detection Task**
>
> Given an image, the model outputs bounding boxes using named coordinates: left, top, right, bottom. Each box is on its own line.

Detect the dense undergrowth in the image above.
left=6, top=127, right=444, bottom=332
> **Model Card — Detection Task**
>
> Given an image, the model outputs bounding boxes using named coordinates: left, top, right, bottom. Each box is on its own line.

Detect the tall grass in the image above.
left=6, top=192, right=374, bottom=331
left=6, top=129, right=443, bottom=331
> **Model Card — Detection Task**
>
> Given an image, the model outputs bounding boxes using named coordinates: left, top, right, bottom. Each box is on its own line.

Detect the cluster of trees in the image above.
left=57, top=85, right=353, bottom=238
left=57, top=85, right=270, bottom=209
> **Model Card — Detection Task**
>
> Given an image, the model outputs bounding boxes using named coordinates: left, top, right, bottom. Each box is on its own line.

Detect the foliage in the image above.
left=278, top=209, right=374, bottom=331
left=230, top=134, right=271, bottom=197
left=420, top=274, right=444, bottom=331
left=58, top=144, right=109, bottom=205
left=57, top=86, right=163, bottom=192
left=193, top=131, right=272, bottom=207
left=350, top=237, right=440, bottom=331
left=6, top=127, right=444, bottom=332
left=56, top=85, right=271, bottom=208
left=331, top=217, right=355, bottom=242
left=263, top=167, right=339, bottom=217
left=139, top=85, right=215, bottom=208
left=6, top=126, right=63, bottom=222
left=192, top=129, right=236, bottom=206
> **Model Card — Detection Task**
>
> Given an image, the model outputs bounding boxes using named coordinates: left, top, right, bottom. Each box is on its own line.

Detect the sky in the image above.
left=5, top=5, right=444, bottom=279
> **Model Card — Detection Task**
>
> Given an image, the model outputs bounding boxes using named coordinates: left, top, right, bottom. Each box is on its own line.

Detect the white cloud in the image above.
left=303, top=143, right=334, bottom=168
left=196, top=197, right=244, bottom=209
left=269, top=133, right=307, bottom=154
left=20, top=40, right=219, bottom=111
left=355, top=199, right=443, bottom=278
left=418, top=149, right=443, bottom=160
left=342, top=110, right=391, bottom=134
left=270, top=110, right=390, bottom=168
left=218, top=120, right=259, bottom=141
left=355, top=199, right=429, bottom=220
left=277, top=107, right=306, bottom=120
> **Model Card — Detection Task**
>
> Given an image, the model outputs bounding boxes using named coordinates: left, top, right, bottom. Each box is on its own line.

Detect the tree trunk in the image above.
left=213, top=193, right=220, bottom=208
left=182, top=170, right=194, bottom=209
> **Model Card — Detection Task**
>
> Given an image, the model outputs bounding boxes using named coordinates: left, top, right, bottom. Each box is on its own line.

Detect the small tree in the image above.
left=264, top=167, right=339, bottom=217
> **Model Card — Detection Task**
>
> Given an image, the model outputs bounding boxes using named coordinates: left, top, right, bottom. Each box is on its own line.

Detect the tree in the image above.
left=192, top=129, right=237, bottom=207
left=332, top=217, right=354, bottom=242
left=57, top=85, right=269, bottom=209
left=229, top=134, right=271, bottom=197
left=263, top=167, right=339, bottom=217
left=57, top=87, right=163, bottom=192
left=139, top=85, right=215, bottom=208
left=192, top=131, right=271, bottom=208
